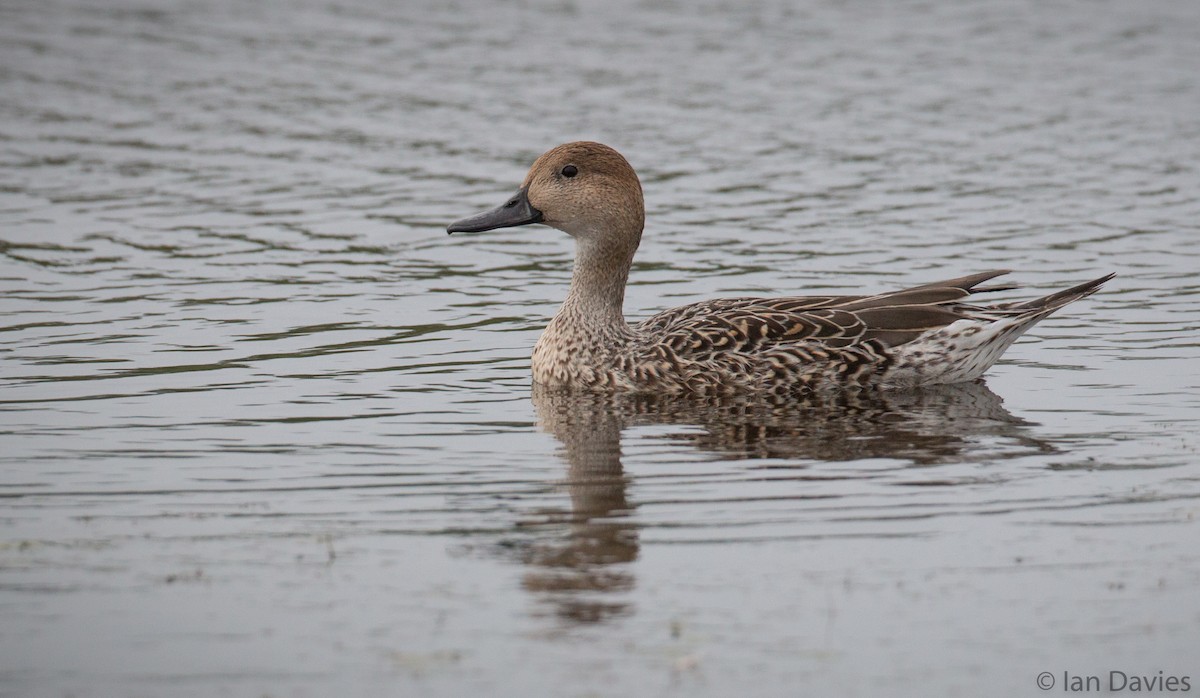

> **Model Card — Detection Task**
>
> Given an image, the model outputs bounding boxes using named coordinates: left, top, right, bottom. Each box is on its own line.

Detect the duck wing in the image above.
left=637, top=270, right=1017, bottom=356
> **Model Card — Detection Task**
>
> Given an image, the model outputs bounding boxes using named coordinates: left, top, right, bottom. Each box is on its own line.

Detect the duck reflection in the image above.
left=517, top=390, right=636, bottom=624
left=517, top=381, right=1050, bottom=624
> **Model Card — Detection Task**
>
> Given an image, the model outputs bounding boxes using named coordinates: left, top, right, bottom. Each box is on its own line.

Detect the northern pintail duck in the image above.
left=448, top=142, right=1113, bottom=395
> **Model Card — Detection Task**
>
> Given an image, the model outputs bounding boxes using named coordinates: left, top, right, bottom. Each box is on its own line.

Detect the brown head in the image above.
left=447, top=142, right=645, bottom=253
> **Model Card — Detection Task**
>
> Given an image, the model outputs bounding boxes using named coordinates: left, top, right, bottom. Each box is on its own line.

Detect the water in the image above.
left=2, top=0, right=1199, bottom=695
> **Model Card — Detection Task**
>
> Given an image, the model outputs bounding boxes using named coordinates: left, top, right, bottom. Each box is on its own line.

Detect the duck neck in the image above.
left=558, top=235, right=635, bottom=332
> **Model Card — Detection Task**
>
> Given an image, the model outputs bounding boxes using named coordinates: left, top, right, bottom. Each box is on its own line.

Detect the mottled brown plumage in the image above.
left=447, top=142, right=1113, bottom=395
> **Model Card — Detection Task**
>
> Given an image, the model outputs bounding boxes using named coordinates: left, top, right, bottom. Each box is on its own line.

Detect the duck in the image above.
left=447, top=141, right=1113, bottom=395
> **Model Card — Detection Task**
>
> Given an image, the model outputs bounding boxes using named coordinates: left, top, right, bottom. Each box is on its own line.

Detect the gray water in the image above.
left=3, top=0, right=1200, bottom=696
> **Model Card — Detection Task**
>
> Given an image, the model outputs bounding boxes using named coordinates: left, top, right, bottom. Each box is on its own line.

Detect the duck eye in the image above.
left=560, top=165, right=578, bottom=178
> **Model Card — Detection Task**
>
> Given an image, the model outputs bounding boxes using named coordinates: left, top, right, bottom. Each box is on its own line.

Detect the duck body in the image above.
left=449, top=142, right=1112, bottom=395
left=531, top=270, right=1111, bottom=395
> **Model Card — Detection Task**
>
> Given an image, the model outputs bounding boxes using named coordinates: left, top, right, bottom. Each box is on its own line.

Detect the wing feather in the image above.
left=638, top=271, right=1019, bottom=357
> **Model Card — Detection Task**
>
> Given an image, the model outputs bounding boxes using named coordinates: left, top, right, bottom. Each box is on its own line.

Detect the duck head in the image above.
left=447, top=142, right=645, bottom=251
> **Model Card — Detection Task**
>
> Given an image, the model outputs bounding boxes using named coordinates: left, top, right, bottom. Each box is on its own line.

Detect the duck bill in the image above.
left=446, top=187, right=543, bottom=234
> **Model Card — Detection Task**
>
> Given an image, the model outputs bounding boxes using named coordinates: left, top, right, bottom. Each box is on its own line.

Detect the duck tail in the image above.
left=890, top=272, right=1115, bottom=388
left=1010, top=273, right=1116, bottom=312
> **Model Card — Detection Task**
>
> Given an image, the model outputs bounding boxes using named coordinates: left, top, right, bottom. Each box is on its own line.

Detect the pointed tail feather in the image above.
left=888, top=272, right=1115, bottom=387
left=1011, top=273, right=1116, bottom=311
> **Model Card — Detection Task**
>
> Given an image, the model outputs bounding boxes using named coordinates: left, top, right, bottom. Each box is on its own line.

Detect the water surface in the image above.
left=2, top=0, right=1199, bottom=696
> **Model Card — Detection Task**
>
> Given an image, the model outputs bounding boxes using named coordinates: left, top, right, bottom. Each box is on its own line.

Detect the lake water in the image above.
left=2, top=0, right=1199, bottom=696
